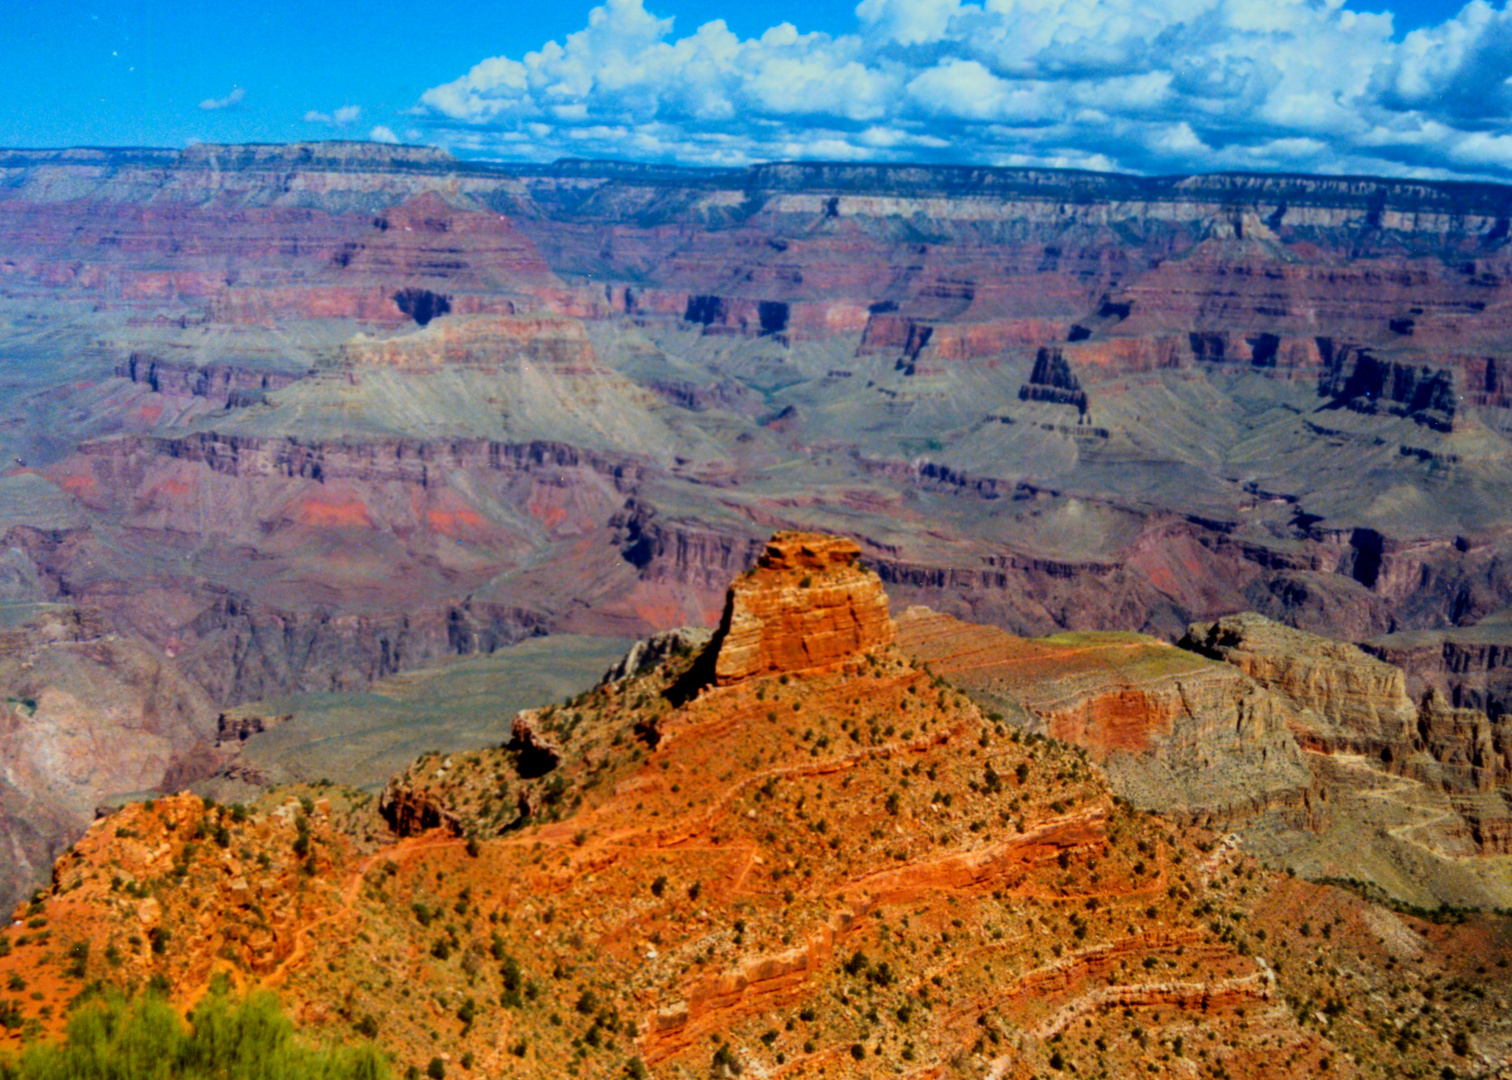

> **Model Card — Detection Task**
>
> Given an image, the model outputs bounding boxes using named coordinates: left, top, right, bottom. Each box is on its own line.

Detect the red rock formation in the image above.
left=0, top=185, right=560, bottom=328
left=19, top=145, right=1512, bottom=960
left=676, top=295, right=871, bottom=340
left=376, top=778, right=463, bottom=837
left=711, top=532, right=895, bottom=685
left=858, top=313, right=1069, bottom=362
left=6, top=528, right=1507, bottom=1078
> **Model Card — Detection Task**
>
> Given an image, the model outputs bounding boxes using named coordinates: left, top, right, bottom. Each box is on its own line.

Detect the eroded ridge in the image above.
left=3, top=536, right=1509, bottom=1079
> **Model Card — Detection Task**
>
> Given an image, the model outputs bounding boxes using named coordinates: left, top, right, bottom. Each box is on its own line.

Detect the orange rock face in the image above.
left=712, top=532, right=895, bottom=685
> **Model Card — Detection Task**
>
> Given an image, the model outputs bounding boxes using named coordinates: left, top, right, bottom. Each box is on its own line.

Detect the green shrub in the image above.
left=0, top=983, right=387, bottom=1080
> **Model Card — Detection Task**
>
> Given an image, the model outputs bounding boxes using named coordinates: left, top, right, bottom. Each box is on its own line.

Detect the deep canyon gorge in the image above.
left=0, top=142, right=1510, bottom=1076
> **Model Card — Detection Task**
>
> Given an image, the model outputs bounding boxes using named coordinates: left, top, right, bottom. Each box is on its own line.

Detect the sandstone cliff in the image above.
left=1181, top=613, right=1421, bottom=759
left=710, top=532, right=894, bottom=685
left=1366, top=620, right=1512, bottom=792
left=899, top=607, right=1512, bottom=907
left=1181, top=612, right=1512, bottom=904
left=895, top=608, right=1314, bottom=828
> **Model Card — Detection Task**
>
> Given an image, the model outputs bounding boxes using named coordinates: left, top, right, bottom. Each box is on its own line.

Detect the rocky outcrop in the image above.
left=597, top=627, right=712, bottom=686
left=895, top=608, right=1315, bottom=827
left=507, top=711, right=563, bottom=779
left=1180, top=613, right=1420, bottom=759
left=117, top=354, right=306, bottom=405
left=680, top=295, right=870, bottom=341
left=1366, top=623, right=1512, bottom=791
left=710, top=532, right=895, bottom=685
left=899, top=606, right=1512, bottom=904
left=1416, top=692, right=1512, bottom=792
left=1316, top=346, right=1457, bottom=431
left=215, top=710, right=290, bottom=745
left=73, top=432, right=646, bottom=490
left=1179, top=613, right=1512, bottom=891
left=611, top=507, right=767, bottom=592
left=859, top=313, right=1068, bottom=366
left=0, top=607, right=218, bottom=912
left=378, top=767, right=465, bottom=837
left=1018, top=347, right=1089, bottom=412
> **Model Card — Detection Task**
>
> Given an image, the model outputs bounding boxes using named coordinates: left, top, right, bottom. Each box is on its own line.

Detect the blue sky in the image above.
left=4, top=0, right=1510, bottom=179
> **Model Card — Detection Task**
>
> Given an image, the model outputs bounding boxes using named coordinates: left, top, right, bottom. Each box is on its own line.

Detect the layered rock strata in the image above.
left=341, top=314, right=598, bottom=372
left=1181, top=613, right=1421, bottom=759
left=899, top=606, right=1512, bottom=905
left=1180, top=613, right=1512, bottom=902
left=1366, top=622, right=1512, bottom=791
left=711, top=532, right=895, bottom=685
left=14, top=142, right=1512, bottom=924
left=11, top=534, right=1502, bottom=1079
left=895, top=607, right=1314, bottom=826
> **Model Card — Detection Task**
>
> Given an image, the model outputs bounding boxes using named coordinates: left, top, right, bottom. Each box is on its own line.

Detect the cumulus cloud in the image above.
left=198, top=87, right=245, bottom=111
left=304, top=104, right=362, bottom=126
left=370, top=125, right=401, bottom=144
left=411, top=0, right=1512, bottom=179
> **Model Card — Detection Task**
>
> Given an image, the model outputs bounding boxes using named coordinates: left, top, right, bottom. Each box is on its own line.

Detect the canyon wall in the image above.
left=4, top=143, right=1512, bottom=908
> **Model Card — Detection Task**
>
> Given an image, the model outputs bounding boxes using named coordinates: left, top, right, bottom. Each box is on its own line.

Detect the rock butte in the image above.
left=712, top=531, right=895, bottom=685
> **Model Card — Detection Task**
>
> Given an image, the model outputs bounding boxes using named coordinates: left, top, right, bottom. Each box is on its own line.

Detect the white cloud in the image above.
left=856, top=0, right=970, bottom=46
left=1379, top=1, right=1512, bottom=121
left=198, top=87, right=245, bottom=111
left=304, top=105, right=362, bottom=126
left=370, top=125, right=401, bottom=144
left=409, top=0, right=1512, bottom=180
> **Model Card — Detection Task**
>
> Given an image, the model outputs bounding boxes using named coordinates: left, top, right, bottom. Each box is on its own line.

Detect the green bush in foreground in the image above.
left=0, top=981, right=387, bottom=1080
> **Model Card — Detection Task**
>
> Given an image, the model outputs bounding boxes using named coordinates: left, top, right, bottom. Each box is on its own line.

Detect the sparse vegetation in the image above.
left=0, top=565, right=1497, bottom=1080
left=0, top=982, right=387, bottom=1080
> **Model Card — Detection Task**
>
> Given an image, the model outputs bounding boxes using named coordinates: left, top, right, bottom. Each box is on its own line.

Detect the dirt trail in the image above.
left=261, top=829, right=457, bottom=990
left=1310, top=750, right=1463, bottom=857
